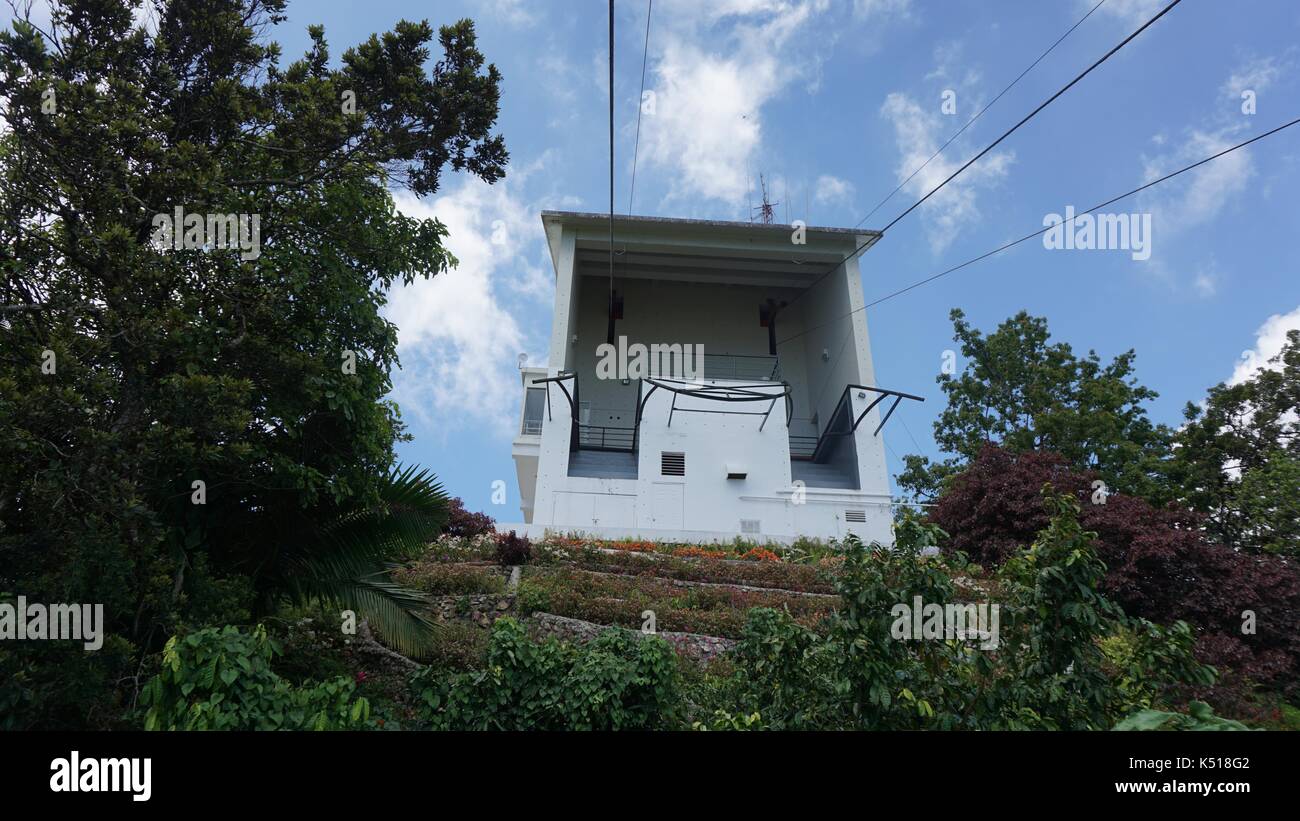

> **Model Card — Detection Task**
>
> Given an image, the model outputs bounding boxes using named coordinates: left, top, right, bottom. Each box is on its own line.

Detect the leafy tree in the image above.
left=898, top=309, right=1173, bottom=502
left=1166, top=330, right=1300, bottom=557
left=0, top=0, right=506, bottom=724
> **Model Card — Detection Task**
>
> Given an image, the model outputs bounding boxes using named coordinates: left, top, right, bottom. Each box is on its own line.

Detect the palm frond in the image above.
left=270, top=463, right=450, bottom=658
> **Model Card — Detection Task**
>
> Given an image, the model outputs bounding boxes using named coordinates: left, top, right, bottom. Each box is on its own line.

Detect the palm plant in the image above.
left=260, top=464, right=450, bottom=658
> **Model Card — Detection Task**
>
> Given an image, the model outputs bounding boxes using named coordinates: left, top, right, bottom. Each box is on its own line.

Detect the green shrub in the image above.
left=139, top=625, right=371, bottom=730
left=707, top=495, right=1219, bottom=730
left=410, top=618, right=681, bottom=730
left=425, top=621, right=491, bottom=671
left=393, top=562, right=506, bottom=596
left=1113, top=701, right=1254, bottom=731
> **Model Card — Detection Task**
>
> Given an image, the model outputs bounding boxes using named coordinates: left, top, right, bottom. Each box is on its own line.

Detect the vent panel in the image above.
left=844, top=509, right=867, bottom=523
left=661, top=451, right=686, bottom=477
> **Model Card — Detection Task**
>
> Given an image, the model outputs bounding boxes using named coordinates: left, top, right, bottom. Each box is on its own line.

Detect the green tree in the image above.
left=0, top=0, right=506, bottom=723
left=1166, top=330, right=1300, bottom=556
left=898, top=309, right=1173, bottom=502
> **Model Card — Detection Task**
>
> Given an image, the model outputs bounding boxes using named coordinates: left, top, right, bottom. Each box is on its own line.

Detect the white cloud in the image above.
left=1230, top=306, right=1300, bottom=386
left=853, top=0, right=913, bottom=22
left=385, top=173, right=549, bottom=439
left=1220, top=55, right=1285, bottom=101
left=1140, top=126, right=1254, bottom=232
left=637, top=0, right=831, bottom=209
left=879, top=91, right=1013, bottom=253
left=1090, top=0, right=1166, bottom=28
left=1192, top=268, right=1217, bottom=298
left=474, top=0, right=538, bottom=28
left=813, top=174, right=854, bottom=206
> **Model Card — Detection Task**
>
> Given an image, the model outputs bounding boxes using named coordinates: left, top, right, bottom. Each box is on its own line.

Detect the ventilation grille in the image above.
left=844, top=509, right=867, bottom=523
left=739, top=519, right=761, bottom=535
left=661, top=451, right=685, bottom=476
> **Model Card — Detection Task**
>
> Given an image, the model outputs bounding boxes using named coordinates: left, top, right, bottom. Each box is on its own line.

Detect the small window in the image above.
left=521, top=388, right=545, bottom=435
left=844, top=509, right=867, bottom=523
left=661, top=451, right=685, bottom=477
left=740, top=519, right=761, bottom=535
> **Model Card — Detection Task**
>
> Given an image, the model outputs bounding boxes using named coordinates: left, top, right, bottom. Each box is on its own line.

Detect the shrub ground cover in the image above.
left=392, top=561, right=507, bottom=596
left=532, top=541, right=838, bottom=593
left=516, top=566, right=837, bottom=639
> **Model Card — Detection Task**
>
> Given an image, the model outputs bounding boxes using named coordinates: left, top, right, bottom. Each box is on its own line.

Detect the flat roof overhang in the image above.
left=542, top=211, right=882, bottom=290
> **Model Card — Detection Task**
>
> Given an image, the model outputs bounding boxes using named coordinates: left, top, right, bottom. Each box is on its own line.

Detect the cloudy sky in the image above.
left=263, top=0, right=1300, bottom=516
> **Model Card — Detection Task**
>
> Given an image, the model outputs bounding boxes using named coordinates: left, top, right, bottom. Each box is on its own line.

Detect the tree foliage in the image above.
left=0, top=0, right=506, bottom=725
left=898, top=309, right=1173, bottom=502
left=1167, top=329, right=1300, bottom=558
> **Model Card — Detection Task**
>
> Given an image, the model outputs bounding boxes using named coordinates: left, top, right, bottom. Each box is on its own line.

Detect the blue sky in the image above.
left=265, top=0, right=1300, bottom=516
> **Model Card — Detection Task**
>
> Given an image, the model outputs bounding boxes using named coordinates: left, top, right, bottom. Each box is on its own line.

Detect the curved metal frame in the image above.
left=637, top=376, right=793, bottom=433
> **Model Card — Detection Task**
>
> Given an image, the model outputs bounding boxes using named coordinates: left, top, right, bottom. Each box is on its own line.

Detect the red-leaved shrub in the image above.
left=446, top=498, right=495, bottom=538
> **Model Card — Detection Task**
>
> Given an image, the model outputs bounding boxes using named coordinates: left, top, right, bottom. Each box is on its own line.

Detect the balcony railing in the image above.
left=520, top=418, right=543, bottom=436
left=697, top=353, right=781, bottom=382
left=575, top=424, right=636, bottom=452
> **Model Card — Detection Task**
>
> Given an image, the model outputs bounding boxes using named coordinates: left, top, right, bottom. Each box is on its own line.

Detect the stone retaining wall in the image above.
left=431, top=593, right=514, bottom=627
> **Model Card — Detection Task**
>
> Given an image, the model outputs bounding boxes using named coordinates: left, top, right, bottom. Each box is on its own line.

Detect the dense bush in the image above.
left=446, top=498, right=496, bottom=538
left=493, top=530, right=533, bottom=566
left=392, top=562, right=507, bottom=596
left=422, top=622, right=492, bottom=671
left=409, top=618, right=680, bottom=730
left=929, top=445, right=1300, bottom=703
left=139, top=625, right=372, bottom=731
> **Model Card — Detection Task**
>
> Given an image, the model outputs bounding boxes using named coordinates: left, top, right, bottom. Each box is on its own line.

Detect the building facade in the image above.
left=507, top=211, right=920, bottom=545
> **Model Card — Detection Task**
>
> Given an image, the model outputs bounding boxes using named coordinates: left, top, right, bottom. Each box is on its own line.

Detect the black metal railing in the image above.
left=807, top=384, right=925, bottom=463
left=575, top=424, right=636, bottom=452
left=529, top=371, right=640, bottom=454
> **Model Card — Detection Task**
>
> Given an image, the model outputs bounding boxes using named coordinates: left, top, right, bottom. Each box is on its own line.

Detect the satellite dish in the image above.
left=517, top=353, right=528, bottom=369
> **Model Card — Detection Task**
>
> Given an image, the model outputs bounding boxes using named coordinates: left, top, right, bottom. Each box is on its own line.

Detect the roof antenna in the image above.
left=753, top=174, right=778, bottom=224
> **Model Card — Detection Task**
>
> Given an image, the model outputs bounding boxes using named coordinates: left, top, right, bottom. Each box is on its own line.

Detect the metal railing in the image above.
left=807, top=384, right=925, bottom=463
left=575, top=424, right=636, bottom=452
left=520, top=419, right=543, bottom=436
left=528, top=371, right=639, bottom=453
left=696, top=353, right=782, bottom=382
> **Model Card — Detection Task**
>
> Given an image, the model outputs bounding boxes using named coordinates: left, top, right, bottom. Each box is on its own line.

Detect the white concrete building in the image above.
left=507, top=211, right=921, bottom=545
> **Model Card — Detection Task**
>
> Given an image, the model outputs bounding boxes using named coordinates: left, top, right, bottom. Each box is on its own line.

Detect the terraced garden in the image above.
left=400, top=532, right=848, bottom=657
